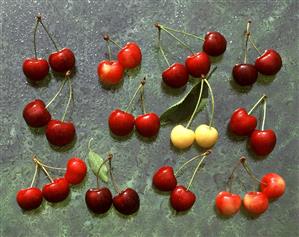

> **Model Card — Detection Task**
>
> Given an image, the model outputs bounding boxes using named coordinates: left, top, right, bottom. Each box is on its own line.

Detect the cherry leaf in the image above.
left=87, top=150, right=108, bottom=183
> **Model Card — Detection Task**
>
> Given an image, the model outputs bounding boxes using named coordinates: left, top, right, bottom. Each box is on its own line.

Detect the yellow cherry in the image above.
left=170, top=125, right=195, bottom=149
left=195, top=124, right=218, bottom=148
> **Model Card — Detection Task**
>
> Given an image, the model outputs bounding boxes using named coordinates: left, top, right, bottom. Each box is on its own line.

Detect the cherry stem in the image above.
left=125, top=78, right=146, bottom=112
left=140, top=86, right=146, bottom=114
left=159, top=24, right=204, bottom=41
left=226, top=160, right=241, bottom=192
left=261, top=98, right=267, bottom=130
left=175, top=150, right=211, bottom=176
left=156, top=24, right=170, bottom=67
left=249, top=37, right=262, bottom=56
left=204, top=79, right=215, bottom=128
left=30, top=163, right=39, bottom=187
left=248, top=94, right=267, bottom=115
left=157, top=23, right=194, bottom=54
left=108, top=154, right=121, bottom=194
left=96, top=154, right=111, bottom=189
left=103, top=34, right=122, bottom=49
left=88, top=138, right=94, bottom=151
left=244, top=20, right=251, bottom=64
left=32, top=155, right=53, bottom=183
left=187, top=151, right=211, bottom=190
left=61, top=71, right=73, bottom=122
left=33, top=17, right=40, bottom=59
left=240, top=156, right=266, bottom=185
left=45, top=79, right=67, bottom=109
left=37, top=15, right=59, bottom=51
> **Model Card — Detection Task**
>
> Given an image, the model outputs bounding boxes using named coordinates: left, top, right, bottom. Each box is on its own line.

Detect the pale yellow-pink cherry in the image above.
left=195, top=124, right=218, bottom=148
left=170, top=125, right=195, bottom=149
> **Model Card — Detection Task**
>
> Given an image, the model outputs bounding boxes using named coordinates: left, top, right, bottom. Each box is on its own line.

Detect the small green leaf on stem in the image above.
left=88, top=151, right=108, bottom=183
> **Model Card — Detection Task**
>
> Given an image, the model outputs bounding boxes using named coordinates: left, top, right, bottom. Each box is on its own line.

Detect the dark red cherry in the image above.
left=232, top=64, right=258, bottom=86
left=23, top=99, right=51, bottom=128
left=22, top=58, right=49, bottom=81
left=255, top=49, right=282, bottom=75
left=113, top=188, right=140, bottom=215
left=185, top=51, right=211, bottom=77
left=162, top=63, right=189, bottom=88
left=108, top=109, right=135, bottom=136
left=85, top=188, right=113, bottom=214
left=249, top=129, right=276, bottom=156
left=45, top=120, right=76, bottom=146
left=49, top=48, right=75, bottom=73
left=16, top=187, right=43, bottom=210
left=135, top=113, right=160, bottom=137
left=117, top=42, right=142, bottom=69
left=170, top=185, right=196, bottom=212
left=42, top=178, right=70, bottom=203
left=229, top=108, right=257, bottom=136
left=203, top=32, right=227, bottom=56
left=152, top=166, right=177, bottom=191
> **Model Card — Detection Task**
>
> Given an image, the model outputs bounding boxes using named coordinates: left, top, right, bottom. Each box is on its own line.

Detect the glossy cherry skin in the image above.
left=23, top=58, right=49, bottom=81
left=152, top=166, right=177, bottom=192
left=64, top=158, right=87, bottom=185
left=170, top=185, right=196, bottom=212
left=45, top=120, right=76, bottom=146
left=117, top=42, right=142, bottom=69
left=108, top=109, right=135, bottom=136
left=23, top=99, right=51, bottom=128
left=85, top=188, right=113, bottom=214
left=255, top=49, right=282, bottom=75
left=260, top=173, right=286, bottom=199
left=162, top=63, right=189, bottom=88
left=250, top=129, right=276, bottom=156
left=97, top=60, right=124, bottom=85
left=42, top=178, right=70, bottom=203
left=185, top=51, right=211, bottom=77
left=229, top=108, right=257, bottom=136
left=203, top=32, right=227, bottom=56
left=135, top=113, right=160, bottom=137
left=49, top=48, right=75, bottom=73
left=232, top=64, right=258, bottom=86
left=16, top=187, right=43, bottom=210
left=243, top=192, right=269, bottom=215
left=215, top=191, right=242, bottom=216
left=113, top=188, right=140, bottom=215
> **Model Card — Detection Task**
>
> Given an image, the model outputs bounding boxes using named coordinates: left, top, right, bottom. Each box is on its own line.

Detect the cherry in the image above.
left=185, top=51, right=211, bottom=77
left=23, top=99, right=51, bottom=128
left=250, top=129, right=276, bottom=156
left=16, top=187, right=43, bottom=210
left=152, top=166, right=177, bottom=192
left=108, top=110, right=135, bottom=136
left=162, top=63, right=189, bottom=88
left=97, top=60, right=124, bottom=85
left=23, top=58, right=49, bottom=81
left=170, top=185, right=196, bottom=212
left=232, top=64, right=258, bottom=86
left=243, top=191, right=269, bottom=215
left=203, top=32, right=227, bottom=56
left=42, top=177, right=70, bottom=203
left=229, top=108, right=257, bottom=136
left=260, top=173, right=286, bottom=199
left=255, top=49, right=282, bottom=75
left=117, top=42, right=142, bottom=69
left=215, top=191, right=242, bottom=216
left=113, top=188, right=140, bottom=215
left=49, top=48, right=76, bottom=73
left=45, top=120, right=76, bottom=146
left=64, top=157, right=87, bottom=185
left=85, top=188, right=113, bottom=214
left=135, top=113, right=160, bottom=137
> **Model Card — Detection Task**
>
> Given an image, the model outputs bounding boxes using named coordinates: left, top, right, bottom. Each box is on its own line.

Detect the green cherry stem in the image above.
left=61, top=71, right=73, bottom=122
left=33, top=16, right=40, bottom=58
left=244, top=20, right=251, bottom=64
left=37, top=15, right=59, bottom=51
left=104, top=34, right=122, bottom=49
left=240, top=156, right=266, bottom=185
left=125, top=78, right=146, bottom=112
left=249, top=36, right=262, bottom=56
left=108, top=154, right=121, bottom=194
left=156, top=24, right=170, bottom=67
left=45, top=79, right=67, bottom=109
left=88, top=138, right=94, bottom=151
left=204, top=79, right=215, bottom=128
left=248, top=94, right=267, bottom=115
left=261, top=98, right=267, bottom=130
left=140, top=86, right=146, bottom=114
left=30, top=163, right=39, bottom=187
left=226, top=160, right=241, bottom=192
left=160, top=24, right=204, bottom=41
left=32, top=155, right=53, bottom=183
left=96, top=154, right=111, bottom=189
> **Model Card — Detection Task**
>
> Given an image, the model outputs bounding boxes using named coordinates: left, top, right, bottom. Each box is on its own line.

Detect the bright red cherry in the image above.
left=260, top=173, right=286, bottom=199
left=215, top=191, right=242, bottom=216
left=49, top=48, right=75, bottom=73
left=135, top=113, right=160, bottom=137
left=255, top=49, right=282, bottom=75
left=108, top=109, right=135, bottom=136
left=23, top=99, right=51, bottom=128
left=64, top=158, right=87, bottom=185
left=113, top=188, right=140, bottom=215
left=229, top=108, right=257, bottom=136
left=42, top=178, right=70, bottom=203
left=170, top=185, right=196, bottom=212
left=152, top=166, right=177, bottom=192
left=162, top=63, right=189, bottom=88
left=249, top=129, right=276, bottom=156
left=232, top=64, right=258, bottom=86
left=185, top=51, right=211, bottom=77
left=22, top=58, right=49, bottom=81
left=97, top=60, right=124, bottom=85
left=203, top=32, right=227, bottom=56
left=243, top=191, right=269, bottom=215
left=45, top=119, right=76, bottom=146
left=16, top=187, right=43, bottom=210
left=85, top=188, right=113, bottom=214
left=117, top=42, right=142, bottom=69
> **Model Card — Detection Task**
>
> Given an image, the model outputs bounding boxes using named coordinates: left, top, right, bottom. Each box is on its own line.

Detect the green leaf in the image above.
left=160, top=81, right=208, bottom=125
left=87, top=150, right=108, bottom=183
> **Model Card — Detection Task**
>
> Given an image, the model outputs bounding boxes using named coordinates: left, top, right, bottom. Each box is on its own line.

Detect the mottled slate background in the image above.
left=1, top=0, right=298, bottom=236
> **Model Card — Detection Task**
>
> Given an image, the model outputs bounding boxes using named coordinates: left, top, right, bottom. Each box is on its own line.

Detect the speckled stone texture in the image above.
left=1, top=0, right=298, bottom=236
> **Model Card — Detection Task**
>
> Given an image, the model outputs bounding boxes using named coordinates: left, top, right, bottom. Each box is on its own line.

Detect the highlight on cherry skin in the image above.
left=135, top=112, right=160, bottom=138
left=98, top=60, right=124, bottom=86
left=64, top=157, right=87, bottom=185
left=243, top=191, right=269, bottom=215
left=117, top=42, right=142, bottom=69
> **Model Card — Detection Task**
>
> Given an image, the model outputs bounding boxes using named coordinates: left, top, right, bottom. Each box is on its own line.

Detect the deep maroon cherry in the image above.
left=108, top=109, right=135, bottom=136
left=42, top=177, right=70, bottom=203
left=229, top=108, right=257, bottom=136
left=185, top=51, right=211, bottom=77
left=232, top=64, right=258, bottom=86
left=203, top=32, right=227, bottom=56
left=152, top=166, right=177, bottom=192
left=170, top=185, right=196, bottom=212
left=49, top=48, right=75, bottom=73
left=162, top=63, right=189, bottom=88
left=23, top=99, right=51, bottom=128
left=16, top=187, right=43, bottom=210
left=85, top=188, right=113, bottom=214
left=64, top=157, right=87, bottom=185
left=255, top=49, right=282, bottom=75
left=113, top=188, right=140, bottom=215
left=249, top=129, right=276, bottom=156
left=117, top=42, right=142, bottom=69
left=135, top=113, right=160, bottom=137
left=23, top=58, right=49, bottom=81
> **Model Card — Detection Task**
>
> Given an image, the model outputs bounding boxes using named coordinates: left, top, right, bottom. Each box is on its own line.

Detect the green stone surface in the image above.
left=1, top=0, right=298, bottom=236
